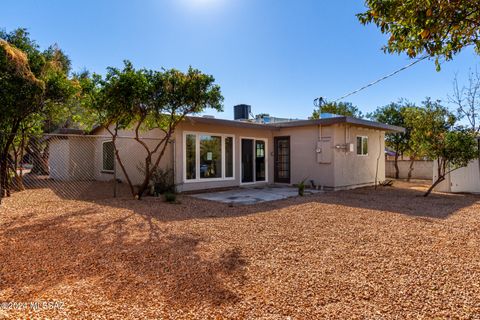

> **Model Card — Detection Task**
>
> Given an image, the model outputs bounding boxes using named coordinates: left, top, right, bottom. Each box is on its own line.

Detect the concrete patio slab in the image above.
left=191, top=186, right=323, bottom=205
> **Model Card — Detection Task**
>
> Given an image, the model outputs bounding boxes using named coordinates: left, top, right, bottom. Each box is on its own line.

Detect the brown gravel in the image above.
left=1, top=181, right=480, bottom=319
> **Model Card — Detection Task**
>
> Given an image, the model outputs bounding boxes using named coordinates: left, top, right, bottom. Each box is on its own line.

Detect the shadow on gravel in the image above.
left=92, top=183, right=479, bottom=221
left=309, top=183, right=480, bottom=219
left=0, top=207, right=247, bottom=307
left=5, top=178, right=480, bottom=222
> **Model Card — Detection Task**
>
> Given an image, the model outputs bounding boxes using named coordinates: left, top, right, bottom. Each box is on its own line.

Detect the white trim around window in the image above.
left=240, top=136, right=269, bottom=185
left=356, top=135, right=369, bottom=156
left=183, top=131, right=235, bottom=183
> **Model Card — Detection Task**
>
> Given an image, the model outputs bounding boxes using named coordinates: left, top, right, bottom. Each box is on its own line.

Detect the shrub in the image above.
left=298, top=179, right=306, bottom=196
left=164, top=192, right=177, bottom=203
left=138, top=165, right=175, bottom=196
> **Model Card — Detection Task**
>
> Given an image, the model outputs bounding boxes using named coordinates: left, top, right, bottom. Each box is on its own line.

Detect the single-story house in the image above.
left=48, top=110, right=404, bottom=193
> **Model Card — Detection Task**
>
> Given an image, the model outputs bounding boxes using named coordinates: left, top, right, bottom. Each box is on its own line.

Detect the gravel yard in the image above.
left=1, top=181, right=480, bottom=319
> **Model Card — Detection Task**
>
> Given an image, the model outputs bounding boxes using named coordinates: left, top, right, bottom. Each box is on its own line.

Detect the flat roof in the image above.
left=268, top=116, right=405, bottom=132
left=186, top=115, right=405, bottom=133
left=184, top=116, right=278, bottom=130
left=87, top=115, right=405, bottom=135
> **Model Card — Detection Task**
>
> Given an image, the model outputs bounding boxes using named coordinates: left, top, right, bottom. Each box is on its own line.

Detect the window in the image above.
left=255, top=140, right=266, bottom=181
left=356, top=136, right=368, bottom=155
left=184, top=133, right=234, bottom=182
left=200, top=135, right=222, bottom=179
left=186, top=134, right=196, bottom=180
left=102, top=141, right=115, bottom=172
left=225, top=137, right=234, bottom=178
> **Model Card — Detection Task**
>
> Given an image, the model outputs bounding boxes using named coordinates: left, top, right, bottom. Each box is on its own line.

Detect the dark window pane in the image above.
left=186, top=134, right=196, bottom=180
left=200, top=135, right=222, bottom=179
left=225, top=137, right=233, bottom=178
left=102, top=141, right=114, bottom=171
left=255, top=140, right=265, bottom=181
left=356, top=136, right=362, bottom=155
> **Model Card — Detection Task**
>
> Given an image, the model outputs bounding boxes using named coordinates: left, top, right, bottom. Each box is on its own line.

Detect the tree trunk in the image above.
left=424, top=175, right=445, bottom=197
left=106, top=126, right=136, bottom=199
left=407, top=156, right=415, bottom=182
left=114, top=148, right=135, bottom=198
left=394, top=153, right=400, bottom=179
left=17, top=134, right=26, bottom=191
left=0, top=156, right=7, bottom=202
left=136, top=138, right=170, bottom=200
left=29, top=137, right=49, bottom=175
left=0, top=155, right=12, bottom=199
left=0, top=130, right=18, bottom=201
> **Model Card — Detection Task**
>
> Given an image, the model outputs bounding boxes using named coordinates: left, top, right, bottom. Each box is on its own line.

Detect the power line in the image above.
left=315, top=55, right=429, bottom=105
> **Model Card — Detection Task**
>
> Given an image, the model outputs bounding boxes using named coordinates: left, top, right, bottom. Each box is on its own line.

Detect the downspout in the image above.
left=375, top=131, right=381, bottom=189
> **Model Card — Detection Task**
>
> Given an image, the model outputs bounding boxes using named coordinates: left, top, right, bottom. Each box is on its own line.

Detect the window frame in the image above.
left=183, top=131, right=235, bottom=183
left=356, top=135, right=369, bottom=156
left=101, top=140, right=115, bottom=173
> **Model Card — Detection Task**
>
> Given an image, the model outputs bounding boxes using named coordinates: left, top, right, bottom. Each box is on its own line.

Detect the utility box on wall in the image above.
left=316, top=138, right=332, bottom=163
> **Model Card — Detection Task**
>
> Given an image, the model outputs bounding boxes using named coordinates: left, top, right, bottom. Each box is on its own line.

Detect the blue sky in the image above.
left=3, top=0, right=479, bottom=119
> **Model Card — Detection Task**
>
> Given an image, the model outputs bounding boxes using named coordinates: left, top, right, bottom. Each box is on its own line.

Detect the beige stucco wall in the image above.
left=333, top=125, right=385, bottom=189
left=92, top=127, right=173, bottom=186
left=174, top=121, right=274, bottom=192
left=273, top=124, right=385, bottom=189
left=67, top=120, right=390, bottom=192
left=385, top=160, right=433, bottom=180
left=274, top=125, right=336, bottom=187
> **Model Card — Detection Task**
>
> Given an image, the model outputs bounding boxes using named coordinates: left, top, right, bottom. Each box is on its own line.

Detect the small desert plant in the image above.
left=164, top=192, right=177, bottom=203
left=298, top=179, right=306, bottom=196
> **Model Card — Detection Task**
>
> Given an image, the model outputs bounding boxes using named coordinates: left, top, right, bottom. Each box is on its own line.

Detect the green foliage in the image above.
left=91, top=61, right=224, bottom=132
left=311, top=101, right=363, bottom=119
left=0, top=27, right=91, bottom=199
left=164, top=192, right=177, bottom=203
left=358, top=0, right=480, bottom=69
left=368, top=101, right=411, bottom=156
left=297, top=178, right=306, bottom=196
left=410, top=99, right=457, bottom=160
left=0, top=27, right=89, bottom=134
left=403, top=99, right=478, bottom=196
left=91, top=60, right=224, bottom=199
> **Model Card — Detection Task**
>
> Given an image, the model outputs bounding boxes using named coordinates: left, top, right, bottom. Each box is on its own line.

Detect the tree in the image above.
left=449, top=67, right=480, bottom=133
left=368, top=101, right=412, bottom=179
left=0, top=28, right=82, bottom=200
left=402, top=106, right=428, bottom=181
left=311, top=101, right=363, bottom=119
left=91, top=61, right=223, bottom=199
left=409, top=99, right=478, bottom=196
left=358, top=0, right=480, bottom=69
left=0, top=38, right=44, bottom=200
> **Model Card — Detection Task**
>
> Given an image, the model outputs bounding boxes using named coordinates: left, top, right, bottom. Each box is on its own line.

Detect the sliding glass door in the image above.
left=242, top=138, right=267, bottom=184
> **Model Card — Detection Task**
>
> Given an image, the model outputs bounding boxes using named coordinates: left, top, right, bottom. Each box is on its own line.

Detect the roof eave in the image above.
left=270, top=116, right=405, bottom=133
